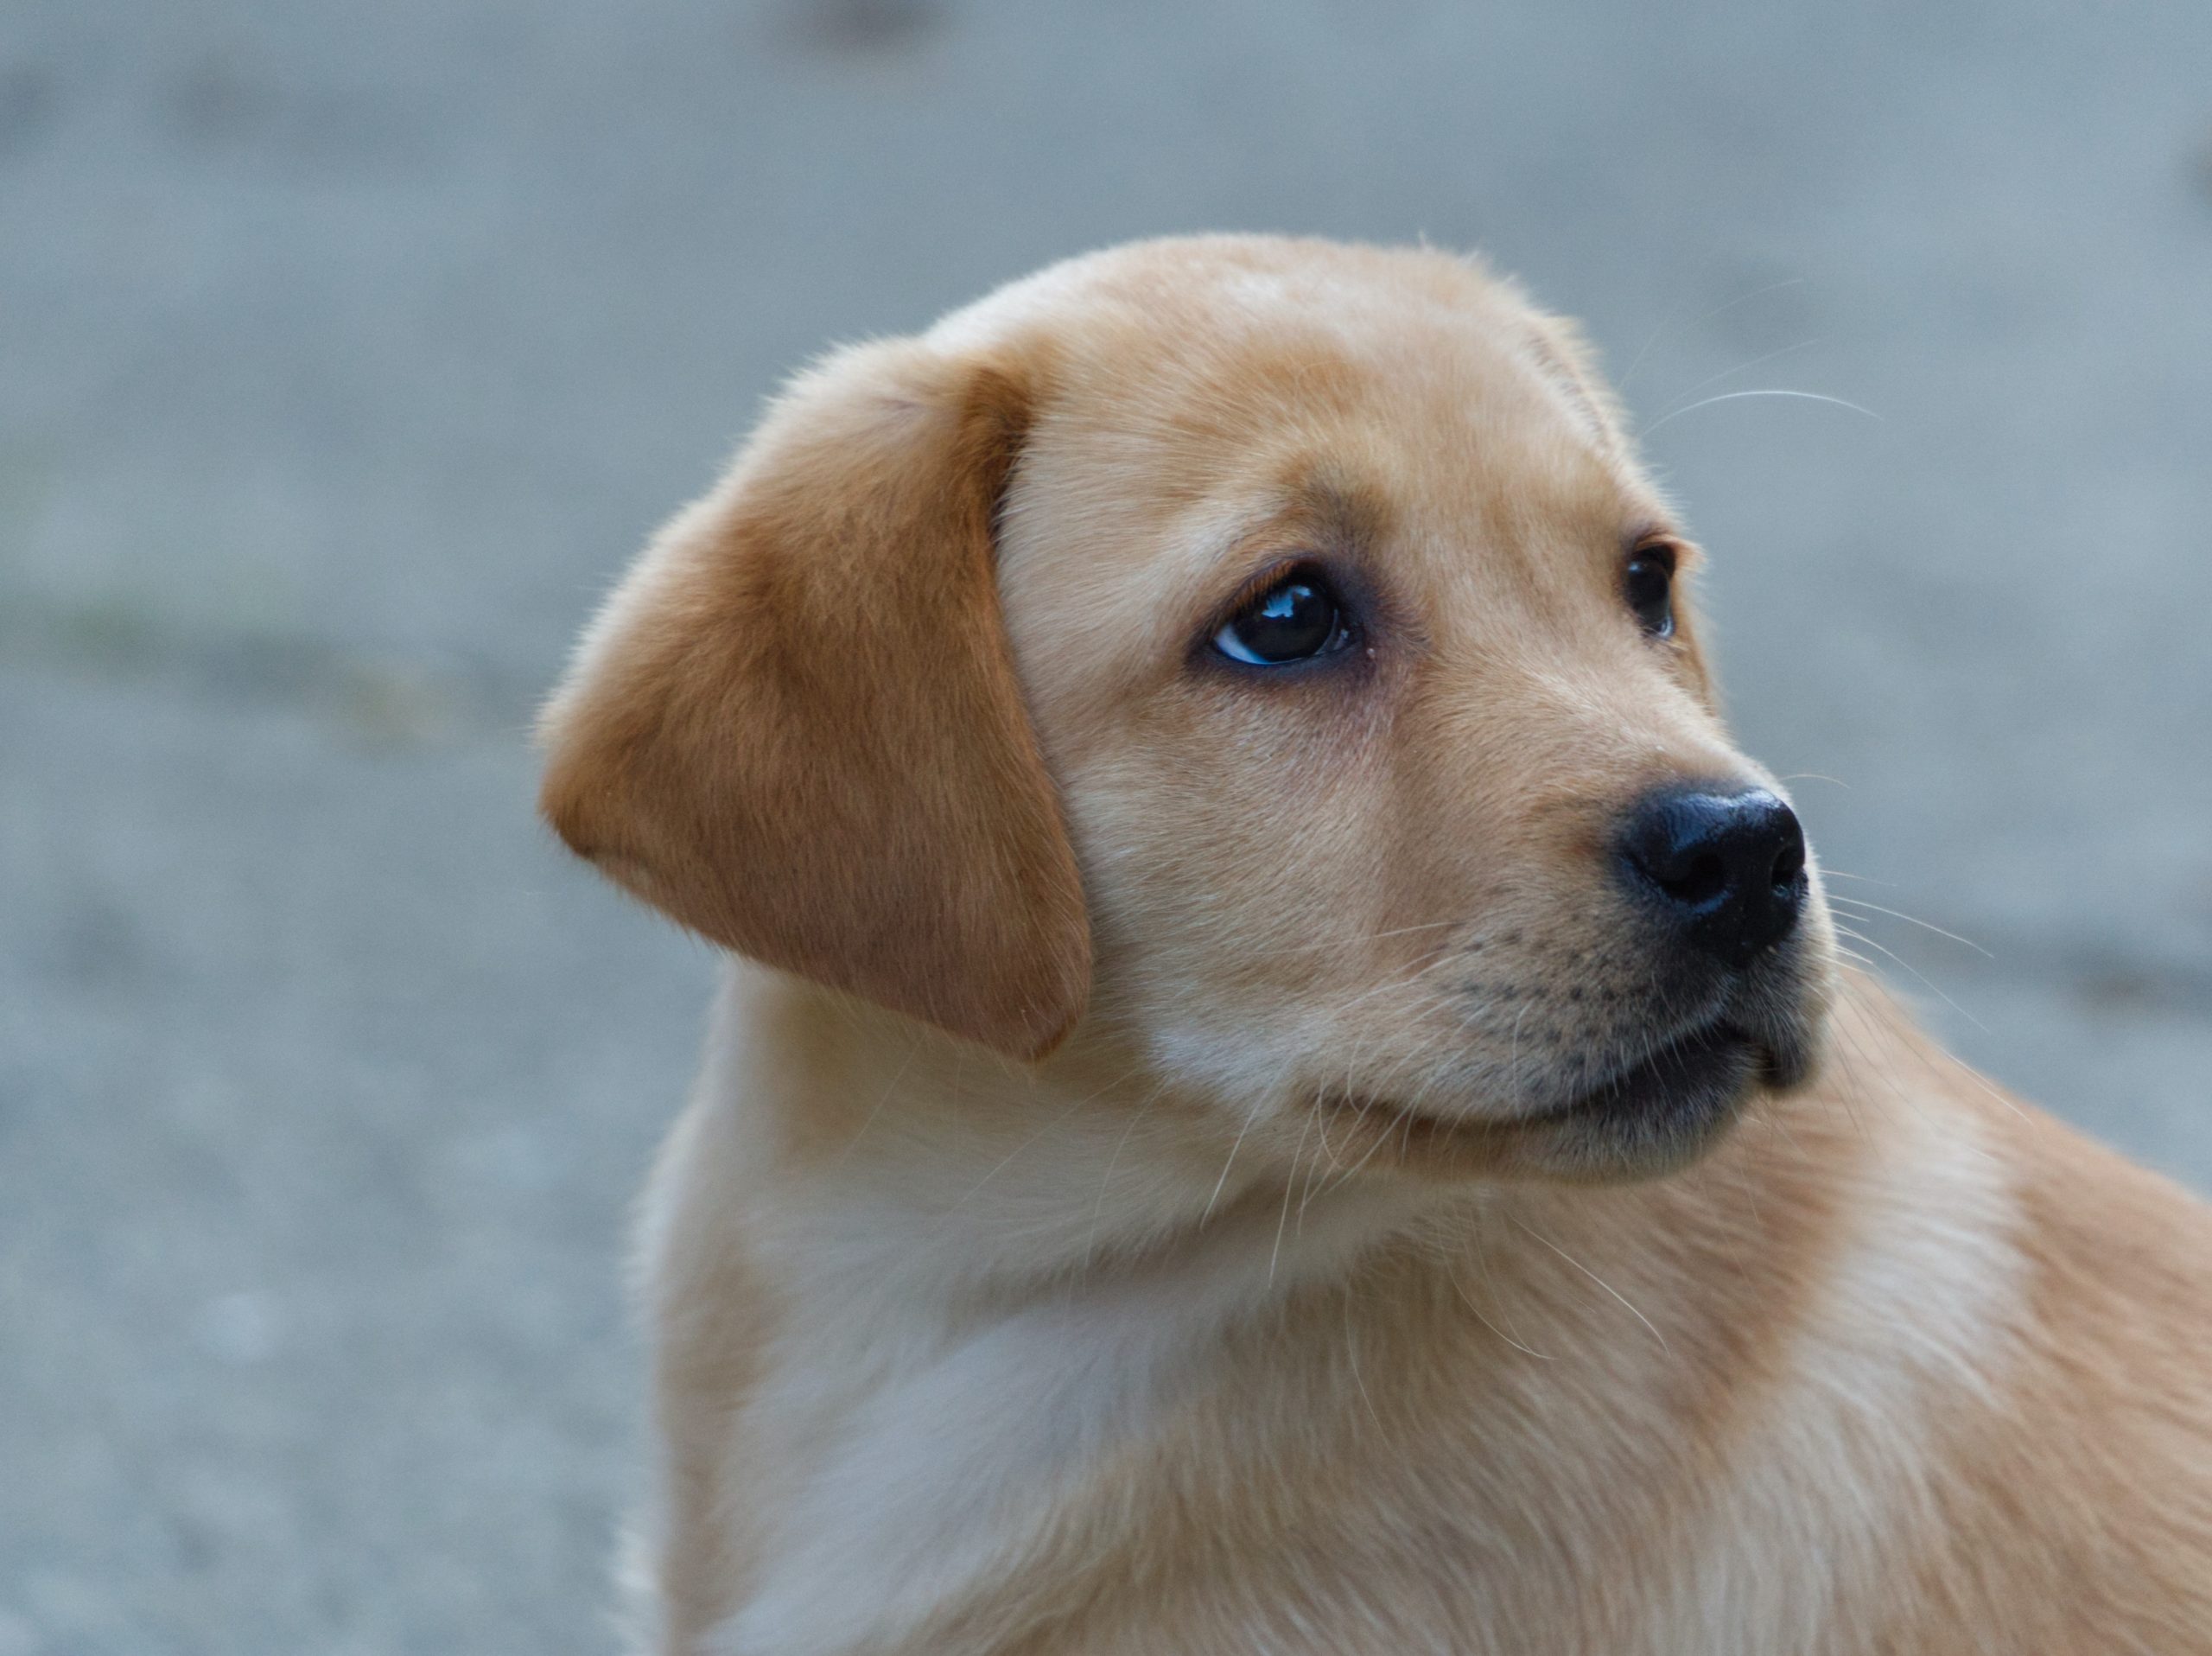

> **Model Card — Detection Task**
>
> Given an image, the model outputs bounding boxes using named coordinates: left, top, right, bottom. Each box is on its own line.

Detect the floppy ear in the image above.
left=538, top=339, right=1090, bottom=1060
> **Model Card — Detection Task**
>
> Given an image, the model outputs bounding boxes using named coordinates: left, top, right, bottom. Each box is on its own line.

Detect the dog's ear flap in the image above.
left=538, top=340, right=1090, bottom=1060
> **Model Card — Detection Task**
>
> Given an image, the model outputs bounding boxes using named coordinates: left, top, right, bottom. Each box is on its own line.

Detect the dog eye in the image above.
left=1624, top=546, right=1675, bottom=638
left=1212, top=568, right=1354, bottom=666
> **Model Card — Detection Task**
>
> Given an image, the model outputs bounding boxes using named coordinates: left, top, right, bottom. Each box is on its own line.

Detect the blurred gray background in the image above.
left=3, top=1, right=2209, bottom=1649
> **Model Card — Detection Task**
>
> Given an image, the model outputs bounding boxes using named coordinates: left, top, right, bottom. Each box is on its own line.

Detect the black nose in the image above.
left=1617, top=786, right=1808, bottom=969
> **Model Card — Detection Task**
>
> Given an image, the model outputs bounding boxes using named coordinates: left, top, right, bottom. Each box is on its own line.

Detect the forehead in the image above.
left=985, top=242, right=1655, bottom=541
left=969, top=242, right=1662, bottom=644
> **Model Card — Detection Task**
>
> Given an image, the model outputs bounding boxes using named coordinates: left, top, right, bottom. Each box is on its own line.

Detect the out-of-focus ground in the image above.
left=3, top=2, right=2209, bottom=1649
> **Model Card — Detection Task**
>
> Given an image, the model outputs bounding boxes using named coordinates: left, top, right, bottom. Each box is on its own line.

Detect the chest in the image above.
left=706, top=1280, right=1914, bottom=1656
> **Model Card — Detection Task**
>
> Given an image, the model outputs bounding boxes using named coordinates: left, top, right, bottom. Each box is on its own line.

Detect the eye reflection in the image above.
left=1212, top=569, right=1354, bottom=666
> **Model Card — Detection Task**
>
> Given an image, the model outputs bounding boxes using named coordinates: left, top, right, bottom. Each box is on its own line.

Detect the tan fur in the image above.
left=540, top=236, right=2212, bottom=1654
left=541, top=343, right=1087, bottom=1057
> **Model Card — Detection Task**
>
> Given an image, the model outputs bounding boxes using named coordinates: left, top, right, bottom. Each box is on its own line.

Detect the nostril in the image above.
left=1617, top=785, right=1808, bottom=968
left=1661, top=850, right=1729, bottom=908
left=1770, top=837, right=1805, bottom=892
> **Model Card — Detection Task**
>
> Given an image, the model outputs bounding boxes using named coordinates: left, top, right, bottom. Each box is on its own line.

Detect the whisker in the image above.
left=1650, top=336, right=1827, bottom=420
left=829, top=1039, right=921, bottom=1167
left=1823, top=897, right=1992, bottom=959
left=1314, top=1109, right=1402, bottom=1198
left=949, top=1061, right=1147, bottom=1209
left=1835, top=976, right=2029, bottom=1131
left=1343, top=1292, right=1385, bottom=1433
left=1832, top=924, right=1988, bottom=1035
left=1313, top=979, right=1464, bottom=1199
left=1296, top=1094, right=1339, bottom=1232
left=1820, top=997, right=1910, bottom=1145
left=1084, top=1085, right=1166, bottom=1269
left=1451, top=1268, right=1555, bottom=1361
left=1325, top=956, right=1459, bottom=1020
left=1509, top=1216, right=1669, bottom=1355
left=1268, top=1107, right=1318, bottom=1285
left=1200, top=1096, right=1268, bottom=1226
left=1470, top=1219, right=1554, bottom=1359
left=1641, top=388, right=1879, bottom=438
left=1618, top=276, right=1808, bottom=394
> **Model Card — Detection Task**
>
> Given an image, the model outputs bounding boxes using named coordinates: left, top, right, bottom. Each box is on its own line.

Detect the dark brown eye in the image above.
left=1624, top=546, right=1675, bottom=638
left=1212, top=567, right=1354, bottom=666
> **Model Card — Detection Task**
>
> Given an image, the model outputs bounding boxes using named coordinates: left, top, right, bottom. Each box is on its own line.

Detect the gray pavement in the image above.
left=3, top=2, right=2209, bottom=1649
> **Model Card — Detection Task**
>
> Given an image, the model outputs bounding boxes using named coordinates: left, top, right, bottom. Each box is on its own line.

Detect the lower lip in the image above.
left=1546, top=1020, right=1759, bottom=1129
left=1326, top=1022, right=1764, bottom=1169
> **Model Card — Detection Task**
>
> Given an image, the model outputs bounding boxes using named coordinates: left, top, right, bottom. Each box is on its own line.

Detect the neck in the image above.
left=714, top=965, right=1457, bottom=1320
left=704, top=964, right=1898, bottom=1339
left=687, top=965, right=2016, bottom=1655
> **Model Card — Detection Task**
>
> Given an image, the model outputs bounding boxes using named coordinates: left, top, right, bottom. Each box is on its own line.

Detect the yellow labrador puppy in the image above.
left=540, top=237, right=2212, bottom=1654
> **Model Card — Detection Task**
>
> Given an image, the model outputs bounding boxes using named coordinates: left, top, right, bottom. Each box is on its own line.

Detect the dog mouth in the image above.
left=1323, top=1014, right=1793, bottom=1175
left=1520, top=1017, right=1766, bottom=1131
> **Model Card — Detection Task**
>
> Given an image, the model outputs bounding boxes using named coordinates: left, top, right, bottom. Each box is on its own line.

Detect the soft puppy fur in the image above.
left=540, top=237, right=2212, bottom=1654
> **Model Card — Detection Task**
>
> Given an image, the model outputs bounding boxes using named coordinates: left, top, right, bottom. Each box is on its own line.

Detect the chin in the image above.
left=1320, top=990, right=1829, bottom=1187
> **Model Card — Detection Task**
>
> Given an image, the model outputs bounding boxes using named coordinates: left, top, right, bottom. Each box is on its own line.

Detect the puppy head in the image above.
left=541, top=236, right=1834, bottom=1181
